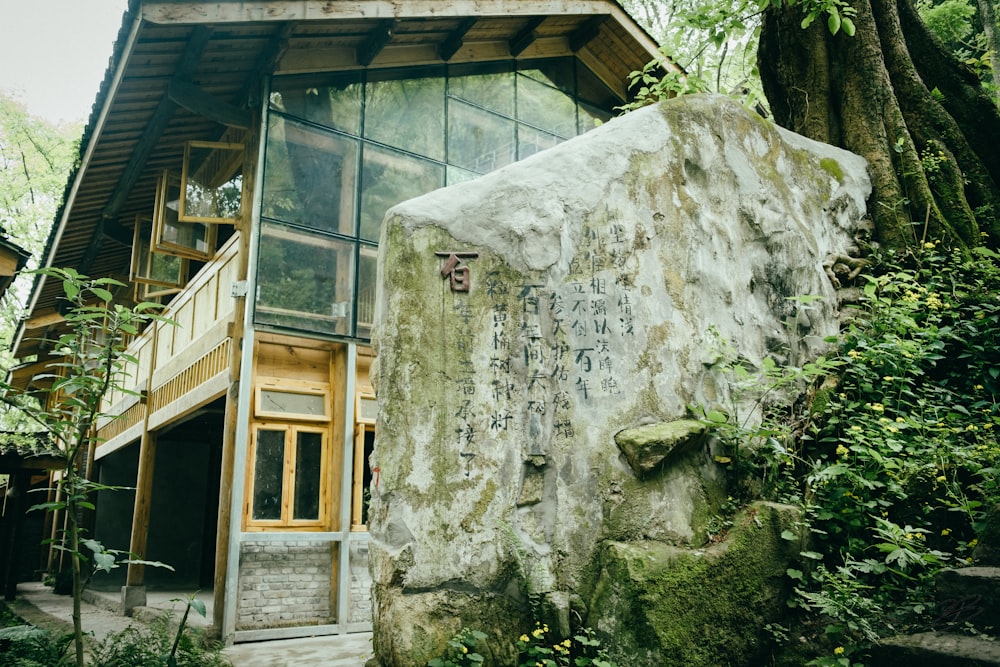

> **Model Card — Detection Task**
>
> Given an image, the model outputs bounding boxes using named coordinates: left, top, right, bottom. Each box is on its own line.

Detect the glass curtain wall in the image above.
left=258, top=58, right=620, bottom=340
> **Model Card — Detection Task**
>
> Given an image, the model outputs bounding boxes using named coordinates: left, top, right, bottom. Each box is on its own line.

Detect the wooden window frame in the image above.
left=254, top=377, right=331, bottom=422
left=351, top=391, right=376, bottom=531
left=246, top=422, right=331, bottom=530
left=153, top=169, right=218, bottom=261
left=130, top=214, right=188, bottom=298
left=179, top=140, right=245, bottom=225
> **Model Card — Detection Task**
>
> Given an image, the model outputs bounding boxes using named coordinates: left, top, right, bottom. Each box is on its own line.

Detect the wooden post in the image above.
left=123, top=429, right=157, bottom=600
left=213, top=121, right=257, bottom=636
left=1, top=472, right=30, bottom=601
left=123, top=319, right=162, bottom=610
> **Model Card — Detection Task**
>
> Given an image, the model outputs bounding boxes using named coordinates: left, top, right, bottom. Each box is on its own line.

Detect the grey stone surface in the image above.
left=874, top=632, right=1000, bottom=666
left=370, top=94, right=871, bottom=666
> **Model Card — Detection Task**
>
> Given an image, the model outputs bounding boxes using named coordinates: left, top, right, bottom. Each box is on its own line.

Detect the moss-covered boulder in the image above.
left=587, top=502, right=803, bottom=667
left=614, top=419, right=709, bottom=477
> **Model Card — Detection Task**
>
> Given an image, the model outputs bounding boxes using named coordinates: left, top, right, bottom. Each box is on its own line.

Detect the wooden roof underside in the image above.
left=13, top=0, right=664, bottom=360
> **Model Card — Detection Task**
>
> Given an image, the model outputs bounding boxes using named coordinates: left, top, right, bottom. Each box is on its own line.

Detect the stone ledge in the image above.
left=873, top=632, right=1000, bottom=666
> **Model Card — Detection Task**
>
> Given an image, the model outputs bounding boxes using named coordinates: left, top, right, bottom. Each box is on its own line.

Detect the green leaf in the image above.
left=94, top=552, right=117, bottom=573
left=88, top=287, right=114, bottom=302
left=841, top=16, right=856, bottom=36
left=706, top=410, right=728, bottom=423
left=781, top=530, right=798, bottom=541
left=786, top=568, right=804, bottom=580
left=63, top=279, right=80, bottom=301
left=828, top=10, right=842, bottom=35
left=190, top=597, right=207, bottom=617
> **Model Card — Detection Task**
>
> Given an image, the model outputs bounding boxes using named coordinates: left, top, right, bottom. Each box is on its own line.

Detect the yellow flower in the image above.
left=532, top=629, right=544, bottom=639
left=936, top=475, right=946, bottom=482
left=850, top=425, right=863, bottom=432
left=520, top=635, right=529, bottom=643
left=836, top=444, right=850, bottom=457
left=848, top=349, right=861, bottom=359
left=883, top=376, right=894, bottom=382
left=923, top=242, right=935, bottom=249
left=834, top=646, right=845, bottom=655
left=896, top=417, right=905, bottom=423
left=866, top=402, right=885, bottom=413
left=967, top=424, right=978, bottom=432
left=562, top=640, right=572, bottom=648
left=462, top=646, right=469, bottom=654
left=975, top=384, right=985, bottom=391
left=941, top=528, right=952, bottom=536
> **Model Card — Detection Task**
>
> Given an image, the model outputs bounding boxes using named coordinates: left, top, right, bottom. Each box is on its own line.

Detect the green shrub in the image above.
left=705, top=241, right=1000, bottom=663
left=0, top=624, right=73, bottom=666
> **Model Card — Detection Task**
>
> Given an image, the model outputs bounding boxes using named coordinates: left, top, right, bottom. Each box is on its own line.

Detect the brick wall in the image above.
left=236, top=540, right=334, bottom=630
left=348, top=539, right=373, bottom=624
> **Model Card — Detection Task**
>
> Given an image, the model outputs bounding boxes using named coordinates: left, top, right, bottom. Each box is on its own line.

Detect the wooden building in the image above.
left=8, top=0, right=665, bottom=644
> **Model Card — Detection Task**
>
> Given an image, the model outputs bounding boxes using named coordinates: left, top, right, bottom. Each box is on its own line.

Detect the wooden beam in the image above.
left=569, top=15, right=606, bottom=52
left=509, top=17, right=545, bottom=57
left=357, top=19, right=397, bottom=66
left=168, top=80, right=252, bottom=129
left=23, top=309, right=65, bottom=330
left=79, top=26, right=214, bottom=277
left=439, top=18, right=477, bottom=61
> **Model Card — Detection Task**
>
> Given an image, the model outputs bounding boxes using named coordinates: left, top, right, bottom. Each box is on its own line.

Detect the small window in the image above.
left=254, top=378, right=330, bottom=421
left=130, top=215, right=187, bottom=297
left=180, top=141, right=244, bottom=224
left=248, top=423, right=329, bottom=528
left=153, top=170, right=217, bottom=261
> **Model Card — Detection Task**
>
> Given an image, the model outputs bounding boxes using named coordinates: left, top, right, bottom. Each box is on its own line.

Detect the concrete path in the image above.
left=7, top=581, right=374, bottom=666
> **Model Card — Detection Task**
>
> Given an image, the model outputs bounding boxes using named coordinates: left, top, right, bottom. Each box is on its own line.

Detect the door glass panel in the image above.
left=255, top=222, right=355, bottom=337
left=365, top=73, right=445, bottom=160
left=359, top=145, right=444, bottom=242
left=253, top=429, right=285, bottom=521
left=293, top=431, right=323, bottom=520
left=262, top=115, right=359, bottom=235
left=448, top=101, right=516, bottom=175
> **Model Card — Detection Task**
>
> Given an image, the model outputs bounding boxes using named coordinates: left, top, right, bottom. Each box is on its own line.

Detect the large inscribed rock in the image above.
left=369, top=94, right=870, bottom=666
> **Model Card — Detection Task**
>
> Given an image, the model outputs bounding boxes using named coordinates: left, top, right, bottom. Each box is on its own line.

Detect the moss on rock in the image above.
left=587, top=502, right=802, bottom=667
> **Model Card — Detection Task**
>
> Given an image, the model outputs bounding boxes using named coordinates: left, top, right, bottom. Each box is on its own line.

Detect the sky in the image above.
left=0, top=0, right=129, bottom=124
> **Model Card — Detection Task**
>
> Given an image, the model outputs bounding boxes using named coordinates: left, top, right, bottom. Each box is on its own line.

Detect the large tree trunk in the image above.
left=758, top=0, right=1000, bottom=249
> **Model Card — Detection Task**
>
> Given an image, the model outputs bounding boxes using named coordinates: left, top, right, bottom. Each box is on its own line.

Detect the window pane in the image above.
left=578, top=101, right=613, bottom=134
left=255, top=222, right=356, bottom=337
left=253, top=429, right=285, bottom=521
left=293, top=431, right=323, bottom=520
left=448, top=64, right=514, bottom=116
left=156, top=174, right=215, bottom=259
left=181, top=142, right=244, bottom=222
left=365, top=73, right=445, bottom=160
left=260, top=389, right=327, bottom=417
left=517, top=125, right=562, bottom=161
left=359, top=145, right=444, bottom=242
left=518, top=58, right=575, bottom=92
left=262, top=115, right=359, bottom=235
left=356, top=246, right=377, bottom=339
left=576, top=65, right=620, bottom=131
left=516, top=73, right=577, bottom=138
left=448, top=101, right=516, bottom=174
left=446, top=165, right=480, bottom=186
left=270, top=73, right=363, bottom=135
